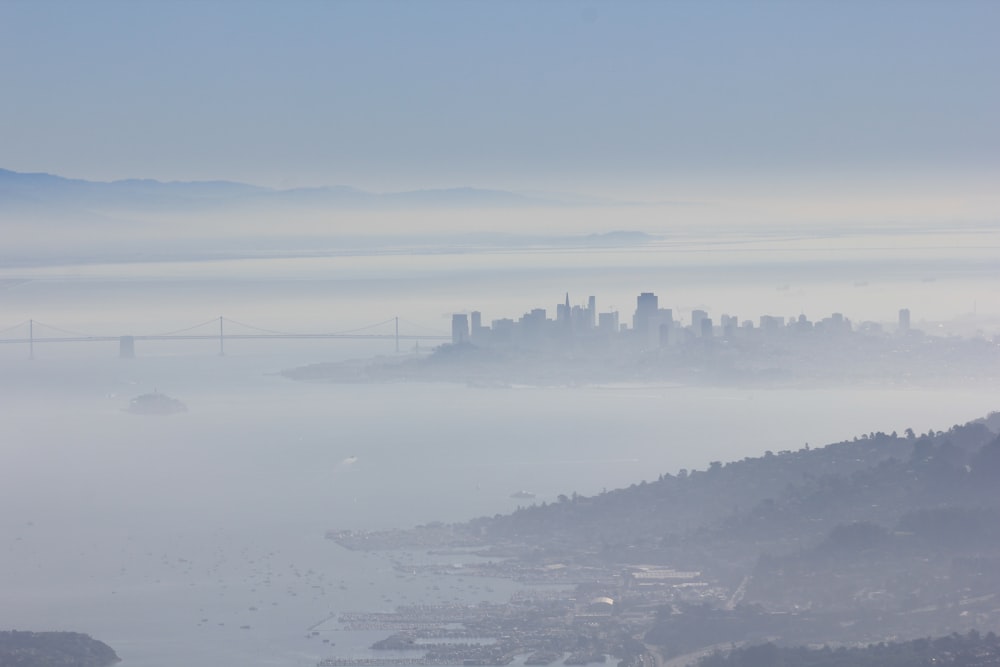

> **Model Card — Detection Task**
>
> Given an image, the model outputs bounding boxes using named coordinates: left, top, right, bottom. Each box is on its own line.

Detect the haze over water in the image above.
left=2, top=2, right=998, bottom=665
left=2, top=237, right=999, bottom=667
left=4, top=220, right=1000, bottom=336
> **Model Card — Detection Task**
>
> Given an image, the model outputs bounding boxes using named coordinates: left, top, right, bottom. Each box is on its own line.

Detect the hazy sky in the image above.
left=2, top=1, right=998, bottom=201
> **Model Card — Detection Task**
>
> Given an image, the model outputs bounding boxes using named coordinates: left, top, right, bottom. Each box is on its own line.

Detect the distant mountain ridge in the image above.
left=0, top=167, right=564, bottom=212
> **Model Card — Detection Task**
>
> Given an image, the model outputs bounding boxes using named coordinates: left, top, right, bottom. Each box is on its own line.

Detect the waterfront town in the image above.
left=315, top=414, right=1000, bottom=667
left=320, top=530, right=731, bottom=667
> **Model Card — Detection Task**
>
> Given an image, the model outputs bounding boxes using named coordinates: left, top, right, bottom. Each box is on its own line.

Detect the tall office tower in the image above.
left=557, top=293, right=571, bottom=324
left=491, top=318, right=515, bottom=344
left=571, top=305, right=591, bottom=331
left=588, top=295, right=596, bottom=329
left=898, top=308, right=911, bottom=333
left=598, top=311, right=619, bottom=334
left=451, top=313, right=470, bottom=344
left=519, top=308, right=547, bottom=340
left=721, top=314, right=738, bottom=337
left=650, top=309, right=674, bottom=347
left=470, top=310, right=484, bottom=343
left=691, top=309, right=708, bottom=335
left=633, top=292, right=659, bottom=333
left=759, top=315, right=783, bottom=335
left=700, top=317, right=713, bottom=338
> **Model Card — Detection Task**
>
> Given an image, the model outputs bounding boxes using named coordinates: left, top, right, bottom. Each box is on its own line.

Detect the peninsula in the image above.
left=322, top=412, right=1000, bottom=666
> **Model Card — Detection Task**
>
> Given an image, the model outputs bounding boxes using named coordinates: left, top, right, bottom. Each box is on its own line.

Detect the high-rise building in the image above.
left=491, top=318, right=515, bottom=344
left=557, top=293, right=571, bottom=324
left=451, top=313, right=470, bottom=344
left=520, top=308, right=547, bottom=341
left=700, top=317, right=713, bottom=338
left=720, top=314, right=738, bottom=338
left=469, top=311, right=486, bottom=343
left=760, top=315, right=783, bottom=335
left=571, top=305, right=591, bottom=331
left=898, top=308, right=911, bottom=333
left=650, top=310, right=674, bottom=347
left=691, top=309, right=708, bottom=335
left=598, top=311, right=619, bottom=334
left=633, top=292, right=659, bottom=333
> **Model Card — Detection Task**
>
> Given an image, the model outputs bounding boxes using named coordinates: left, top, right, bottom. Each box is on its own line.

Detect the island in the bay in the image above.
left=0, top=630, right=119, bottom=667
left=283, top=292, right=1000, bottom=388
left=125, top=390, right=187, bottom=415
left=321, top=411, right=1000, bottom=667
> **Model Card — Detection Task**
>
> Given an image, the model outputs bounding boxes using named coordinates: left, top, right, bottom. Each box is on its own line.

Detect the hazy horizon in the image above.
left=3, top=3, right=1000, bottom=666
left=2, top=1, right=999, bottom=225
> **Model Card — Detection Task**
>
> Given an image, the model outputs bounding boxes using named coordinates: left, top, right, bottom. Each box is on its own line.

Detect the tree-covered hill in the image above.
left=698, top=630, right=1000, bottom=667
left=462, top=418, right=1000, bottom=575
left=334, top=413, right=1000, bottom=654
left=0, top=631, right=119, bottom=667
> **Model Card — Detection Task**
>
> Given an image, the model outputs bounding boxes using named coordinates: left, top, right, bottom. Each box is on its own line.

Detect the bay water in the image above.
left=1, top=236, right=998, bottom=666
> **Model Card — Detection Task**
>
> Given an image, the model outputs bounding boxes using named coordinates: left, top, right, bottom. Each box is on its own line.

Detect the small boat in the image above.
left=509, top=490, right=536, bottom=499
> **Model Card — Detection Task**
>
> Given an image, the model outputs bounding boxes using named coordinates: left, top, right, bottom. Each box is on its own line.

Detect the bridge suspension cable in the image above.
left=221, top=316, right=399, bottom=337
left=218, top=317, right=307, bottom=336
left=319, top=317, right=399, bottom=336
left=0, top=320, right=30, bottom=336
left=31, top=321, right=96, bottom=338
left=148, top=317, right=226, bottom=337
left=397, top=317, right=450, bottom=337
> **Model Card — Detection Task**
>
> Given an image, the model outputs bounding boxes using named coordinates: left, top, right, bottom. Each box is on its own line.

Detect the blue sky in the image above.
left=2, top=1, right=998, bottom=200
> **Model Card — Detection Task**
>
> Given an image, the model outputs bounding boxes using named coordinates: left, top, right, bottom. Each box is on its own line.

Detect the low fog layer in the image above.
left=2, top=2, right=999, bottom=665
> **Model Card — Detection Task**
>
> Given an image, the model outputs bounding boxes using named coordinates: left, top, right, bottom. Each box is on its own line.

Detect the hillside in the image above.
left=462, top=415, right=1000, bottom=564
left=331, top=412, right=1000, bottom=656
left=699, top=630, right=1000, bottom=667
left=0, top=631, right=119, bottom=667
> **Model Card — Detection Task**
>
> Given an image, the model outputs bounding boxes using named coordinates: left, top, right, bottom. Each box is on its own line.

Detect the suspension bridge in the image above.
left=0, top=316, right=451, bottom=359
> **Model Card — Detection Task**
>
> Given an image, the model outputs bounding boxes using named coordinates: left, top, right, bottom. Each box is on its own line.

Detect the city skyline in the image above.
left=450, top=290, right=918, bottom=347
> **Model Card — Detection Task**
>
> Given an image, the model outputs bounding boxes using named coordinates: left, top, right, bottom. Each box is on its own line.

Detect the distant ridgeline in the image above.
left=0, top=631, right=119, bottom=667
